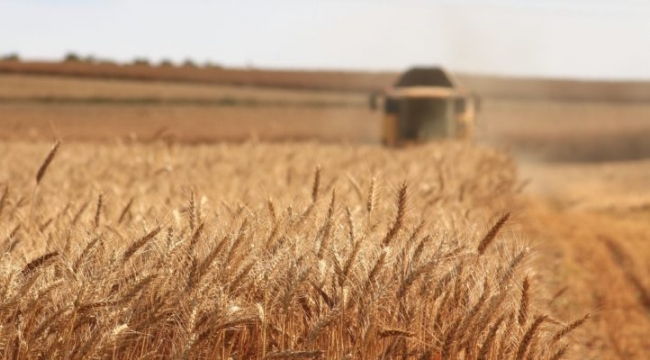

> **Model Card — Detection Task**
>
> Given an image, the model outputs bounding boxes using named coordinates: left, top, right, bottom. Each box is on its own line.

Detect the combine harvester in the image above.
left=371, top=67, right=479, bottom=145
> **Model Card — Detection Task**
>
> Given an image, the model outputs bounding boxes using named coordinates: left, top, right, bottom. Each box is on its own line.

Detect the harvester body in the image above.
left=374, top=67, right=478, bottom=146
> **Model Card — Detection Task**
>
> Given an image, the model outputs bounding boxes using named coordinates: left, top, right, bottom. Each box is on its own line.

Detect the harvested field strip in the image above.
left=0, top=74, right=367, bottom=104
left=0, top=105, right=381, bottom=143
left=5, top=61, right=650, bottom=101
left=0, top=96, right=365, bottom=108
left=0, top=62, right=396, bottom=92
left=0, top=141, right=584, bottom=359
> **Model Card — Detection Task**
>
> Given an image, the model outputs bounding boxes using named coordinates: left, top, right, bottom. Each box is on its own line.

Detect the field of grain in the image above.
left=1, top=71, right=650, bottom=359
left=0, top=141, right=587, bottom=359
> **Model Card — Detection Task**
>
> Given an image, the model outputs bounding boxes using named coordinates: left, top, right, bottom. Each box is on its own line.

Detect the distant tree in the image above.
left=132, top=58, right=151, bottom=66
left=96, top=58, right=117, bottom=66
left=159, top=59, right=175, bottom=67
left=182, top=59, right=197, bottom=68
left=64, top=52, right=81, bottom=62
left=204, top=61, right=222, bottom=69
left=1, top=53, right=20, bottom=62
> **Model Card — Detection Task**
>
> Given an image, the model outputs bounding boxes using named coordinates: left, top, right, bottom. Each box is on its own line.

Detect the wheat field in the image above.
left=0, top=140, right=587, bottom=359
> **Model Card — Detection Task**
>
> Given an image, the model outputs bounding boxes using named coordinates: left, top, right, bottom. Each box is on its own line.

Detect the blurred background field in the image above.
left=3, top=68, right=650, bottom=162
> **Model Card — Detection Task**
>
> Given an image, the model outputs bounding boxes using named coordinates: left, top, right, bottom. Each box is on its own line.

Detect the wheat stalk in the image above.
left=21, top=252, right=59, bottom=277
left=36, top=141, right=60, bottom=185
left=117, top=197, right=134, bottom=224
left=311, top=165, right=321, bottom=203
left=94, top=193, right=103, bottom=229
left=265, top=350, right=323, bottom=359
left=0, top=185, right=8, bottom=219
left=552, top=313, right=590, bottom=343
left=382, top=181, right=407, bottom=247
left=122, top=226, right=162, bottom=262
left=516, top=315, right=548, bottom=360
left=367, top=177, right=375, bottom=215
left=478, top=212, right=510, bottom=255
left=518, top=276, right=530, bottom=326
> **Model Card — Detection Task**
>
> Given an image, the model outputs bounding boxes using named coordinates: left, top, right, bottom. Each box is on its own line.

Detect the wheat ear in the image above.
left=478, top=212, right=510, bottom=255
left=311, top=165, right=321, bottom=203
left=552, top=313, right=590, bottom=343
left=518, top=276, right=530, bottom=325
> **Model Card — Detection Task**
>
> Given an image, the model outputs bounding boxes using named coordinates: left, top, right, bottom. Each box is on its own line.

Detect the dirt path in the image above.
left=518, top=160, right=650, bottom=359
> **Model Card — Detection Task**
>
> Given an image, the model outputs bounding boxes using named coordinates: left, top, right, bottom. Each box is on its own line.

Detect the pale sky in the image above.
left=2, top=0, right=650, bottom=80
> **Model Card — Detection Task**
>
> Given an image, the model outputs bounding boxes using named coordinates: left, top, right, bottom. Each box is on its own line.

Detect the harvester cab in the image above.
left=370, top=67, right=478, bottom=146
